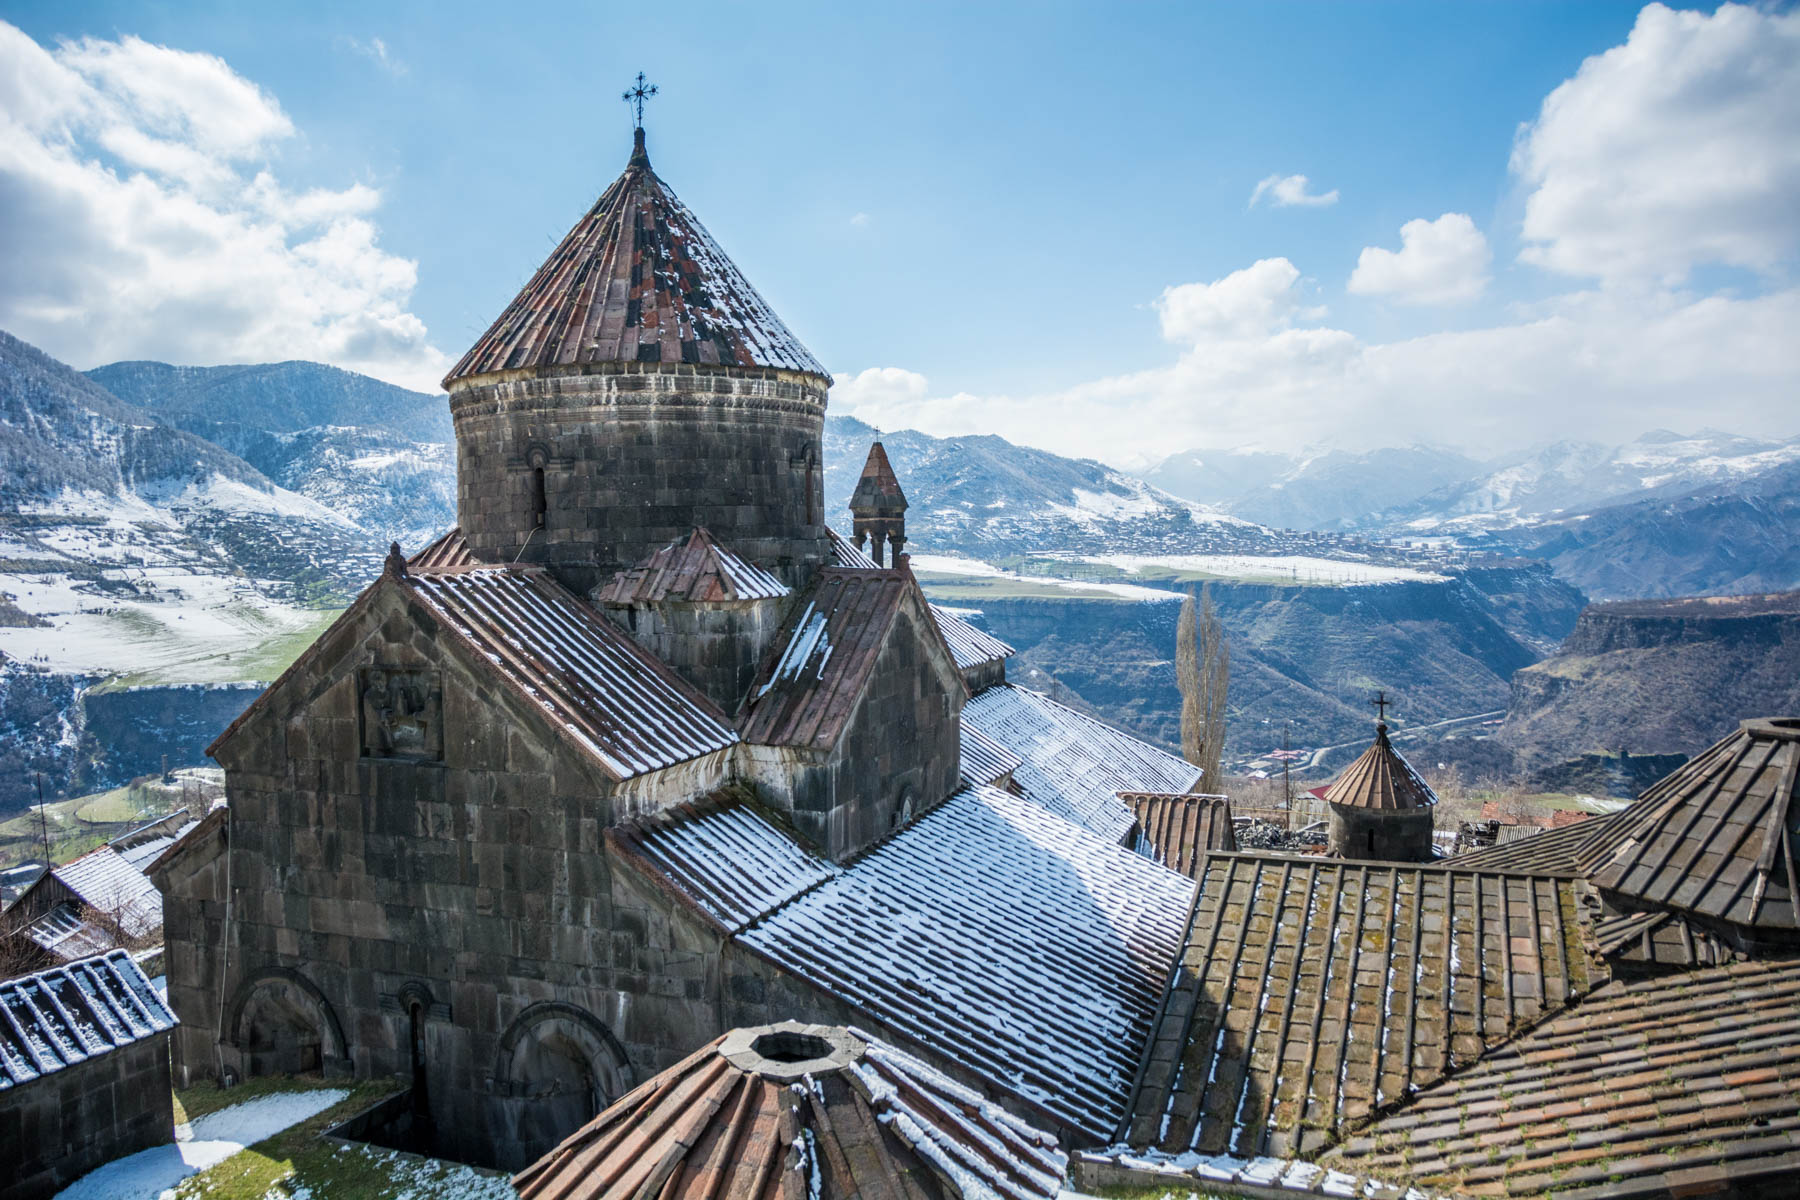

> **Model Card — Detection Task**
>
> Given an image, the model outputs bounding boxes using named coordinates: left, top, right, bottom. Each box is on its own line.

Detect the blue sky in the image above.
left=1, top=2, right=1796, bottom=464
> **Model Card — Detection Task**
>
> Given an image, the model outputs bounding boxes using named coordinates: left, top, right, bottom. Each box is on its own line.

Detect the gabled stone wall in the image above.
left=1, top=1036, right=173, bottom=1200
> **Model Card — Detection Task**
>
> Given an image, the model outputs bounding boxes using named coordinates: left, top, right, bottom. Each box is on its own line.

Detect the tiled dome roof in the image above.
left=1322, top=723, right=1437, bottom=811
left=512, top=1021, right=1066, bottom=1200
left=446, top=129, right=827, bottom=387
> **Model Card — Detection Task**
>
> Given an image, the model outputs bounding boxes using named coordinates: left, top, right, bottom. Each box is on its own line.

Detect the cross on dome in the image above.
left=622, top=71, right=658, bottom=128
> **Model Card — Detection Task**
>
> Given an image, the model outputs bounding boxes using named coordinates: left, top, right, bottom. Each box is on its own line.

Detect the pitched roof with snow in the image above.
left=1123, top=792, right=1236, bottom=877
left=929, top=604, right=1014, bottom=672
left=828, top=526, right=879, bottom=568
left=1321, top=723, right=1437, bottom=811
left=961, top=685, right=1200, bottom=845
left=1123, top=852, right=1608, bottom=1158
left=1330, top=956, right=1800, bottom=1198
left=1576, top=716, right=1800, bottom=933
left=408, top=526, right=478, bottom=571
left=513, top=1021, right=1067, bottom=1200
left=446, top=130, right=826, bottom=386
left=0, top=951, right=176, bottom=1089
left=594, top=528, right=787, bottom=606
left=959, top=722, right=1023, bottom=788
left=739, top=568, right=959, bottom=751
left=607, top=798, right=837, bottom=933
left=736, top=784, right=1196, bottom=1140
left=52, top=846, right=161, bottom=940
left=405, top=566, right=738, bottom=778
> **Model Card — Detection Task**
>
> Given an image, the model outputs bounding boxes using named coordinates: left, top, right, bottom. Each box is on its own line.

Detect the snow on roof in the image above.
left=609, top=799, right=838, bottom=933
left=53, top=846, right=161, bottom=939
left=514, top=1021, right=1067, bottom=1200
left=22, top=902, right=115, bottom=961
left=0, top=950, right=176, bottom=1089
left=110, top=810, right=199, bottom=872
left=827, top=526, right=879, bottom=569
left=961, top=685, right=1200, bottom=845
left=446, top=133, right=826, bottom=386
left=930, top=603, right=1015, bottom=671
left=594, top=528, right=788, bottom=606
left=405, top=566, right=738, bottom=779
left=737, top=784, right=1196, bottom=1140
left=960, top=722, right=1024, bottom=788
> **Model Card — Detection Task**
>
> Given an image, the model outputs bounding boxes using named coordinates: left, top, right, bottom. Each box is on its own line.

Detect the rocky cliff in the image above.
left=1500, top=591, right=1800, bottom=771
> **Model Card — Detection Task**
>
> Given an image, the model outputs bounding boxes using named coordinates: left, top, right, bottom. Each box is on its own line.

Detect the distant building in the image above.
left=0, top=950, right=177, bottom=1200
left=1320, top=717, right=1436, bottom=861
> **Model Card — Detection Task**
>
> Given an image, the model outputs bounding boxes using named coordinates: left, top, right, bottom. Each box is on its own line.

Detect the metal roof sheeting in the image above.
left=446, top=135, right=826, bottom=385
left=406, top=566, right=737, bottom=779
left=0, top=951, right=176, bottom=1089
left=737, top=784, right=1196, bottom=1140
left=962, top=686, right=1200, bottom=845
left=929, top=604, right=1014, bottom=671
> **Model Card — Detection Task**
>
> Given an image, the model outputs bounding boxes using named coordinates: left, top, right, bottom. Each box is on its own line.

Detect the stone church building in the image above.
left=156, top=123, right=1202, bottom=1169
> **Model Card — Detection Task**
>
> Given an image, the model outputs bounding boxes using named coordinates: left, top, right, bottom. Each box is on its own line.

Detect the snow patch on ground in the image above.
left=279, top=1145, right=518, bottom=1200
left=909, top=555, right=1180, bottom=602
left=55, top=1088, right=349, bottom=1199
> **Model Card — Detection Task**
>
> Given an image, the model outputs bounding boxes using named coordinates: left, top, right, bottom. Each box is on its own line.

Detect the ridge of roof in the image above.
left=594, top=527, right=788, bottom=606
left=446, top=137, right=826, bottom=386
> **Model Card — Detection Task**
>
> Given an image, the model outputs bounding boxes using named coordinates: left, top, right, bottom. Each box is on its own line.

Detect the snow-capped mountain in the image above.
left=88, top=360, right=456, bottom=548
left=1148, top=445, right=1485, bottom=531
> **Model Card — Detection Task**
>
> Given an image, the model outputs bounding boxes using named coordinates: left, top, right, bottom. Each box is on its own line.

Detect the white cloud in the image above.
left=849, top=211, right=870, bottom=228
left=341, top=35, right=408, bottom=78
left=0, top=22, right=446, bottom=391
left=1348, top=213, right=1491, bottom=305
left=1156, top=258, right=1309, bottom=341
left=1248, top=173, right=1339, bottom=209
left=1513, top=2, right=1800, bottom=283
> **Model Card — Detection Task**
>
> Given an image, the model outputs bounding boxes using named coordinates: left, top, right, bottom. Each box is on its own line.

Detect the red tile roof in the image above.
left=593, top=527, right=787, bottom=605
left=1123, top=792, right=1236, bottom=877
left=1330, top=956, right=1800, bottom=1198
left=1321, top=723, right=1437, bottom=811
left=739, top=568, right=960, bottom=751
left=513, top=1022, right=1067, bottom=1200
left=445, top=133, right=825, bottom=386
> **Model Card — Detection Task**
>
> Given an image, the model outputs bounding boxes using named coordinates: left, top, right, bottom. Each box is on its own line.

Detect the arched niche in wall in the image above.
left=489, top=1001, right=633, bottom=1171
left=225, top=967, right=350, bottom=1078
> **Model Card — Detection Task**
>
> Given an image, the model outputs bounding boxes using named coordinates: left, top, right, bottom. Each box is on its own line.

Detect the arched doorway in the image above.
left=226, top=969, right=348, bottom=1078
left=491, top=1002, right=632, bottom=1170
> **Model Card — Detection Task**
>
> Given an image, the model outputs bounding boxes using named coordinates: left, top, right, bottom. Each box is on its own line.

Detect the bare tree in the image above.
left=1177, top=584, right=1230, bottom=789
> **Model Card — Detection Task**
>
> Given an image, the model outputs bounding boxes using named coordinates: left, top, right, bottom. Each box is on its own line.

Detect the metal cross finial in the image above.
left=1373, top=691, right=1391, bottom=723
left=622, top=72, right=658, bottom=128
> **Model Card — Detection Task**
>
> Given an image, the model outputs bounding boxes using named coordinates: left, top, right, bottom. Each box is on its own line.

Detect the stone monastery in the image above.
left=145, top=123, right=1800, bottom=1197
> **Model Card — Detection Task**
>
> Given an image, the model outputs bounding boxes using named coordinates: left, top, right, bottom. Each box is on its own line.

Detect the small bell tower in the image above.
left=849, top=441, right=908, bottom=566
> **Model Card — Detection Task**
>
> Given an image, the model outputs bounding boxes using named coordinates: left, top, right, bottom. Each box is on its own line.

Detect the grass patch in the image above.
left=171, top=1079, right=402, bottom=1200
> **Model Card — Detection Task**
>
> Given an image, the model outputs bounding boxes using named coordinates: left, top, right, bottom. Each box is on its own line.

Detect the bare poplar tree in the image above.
left=1177, top=585, right=1230, bottom=788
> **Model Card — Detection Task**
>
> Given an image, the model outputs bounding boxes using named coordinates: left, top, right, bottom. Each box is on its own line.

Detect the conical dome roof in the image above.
left=1323, top=722, right=1437, bottom=811
left=850, top=441, right=908, bottom=515
left=446, top=129, right=827, bottom=388
left=512, top=1021, right=1066, bottom=1200
left=1578, top=717, right=1800, bottom=933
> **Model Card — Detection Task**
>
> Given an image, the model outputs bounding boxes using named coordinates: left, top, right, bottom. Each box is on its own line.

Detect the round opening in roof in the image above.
left=751, top=1031, right=835, bottom=1064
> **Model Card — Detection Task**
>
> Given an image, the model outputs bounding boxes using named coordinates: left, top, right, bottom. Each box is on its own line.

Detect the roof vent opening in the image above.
left=751, top=1030, right=835, bottom=1064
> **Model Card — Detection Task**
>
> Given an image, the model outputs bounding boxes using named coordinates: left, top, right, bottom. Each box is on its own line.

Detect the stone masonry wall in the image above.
left=182, top=583, right=736, bottom=1169
left=450, top=363, right=830, bottom=595
left=0, top=1036, right=173, bottom=1200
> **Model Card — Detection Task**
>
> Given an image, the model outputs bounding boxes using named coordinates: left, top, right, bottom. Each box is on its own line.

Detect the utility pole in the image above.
left=1282, top=722, right=1292, bottom=808
left=35, top=772, right=51, bottom=866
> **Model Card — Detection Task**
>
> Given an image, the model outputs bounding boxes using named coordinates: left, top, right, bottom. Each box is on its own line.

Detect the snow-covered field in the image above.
left=1084, top=553, right=1449, bottom=586
left=55, top=1089, right=349, bottom=1199
left=908, top=555, right=1181, bottom=602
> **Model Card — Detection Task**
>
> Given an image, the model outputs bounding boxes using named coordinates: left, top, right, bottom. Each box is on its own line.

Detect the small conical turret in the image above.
left=850, top=441, right=908, bottom=566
